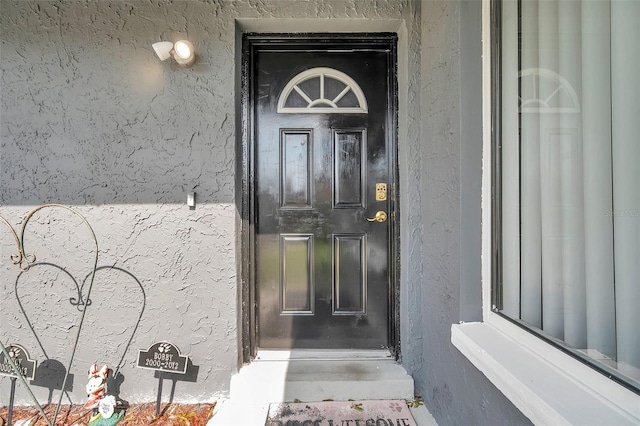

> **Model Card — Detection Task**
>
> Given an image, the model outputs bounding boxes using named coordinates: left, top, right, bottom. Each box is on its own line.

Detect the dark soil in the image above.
left=0, top=402, right=216, bottom=426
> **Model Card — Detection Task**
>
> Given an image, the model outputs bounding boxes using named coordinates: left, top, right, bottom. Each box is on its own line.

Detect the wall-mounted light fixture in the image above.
left=152, top=40, right=195, bottom=66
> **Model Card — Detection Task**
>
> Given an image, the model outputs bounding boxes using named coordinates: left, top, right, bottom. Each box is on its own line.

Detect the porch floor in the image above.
left=206, top=359, right=438, bottom=425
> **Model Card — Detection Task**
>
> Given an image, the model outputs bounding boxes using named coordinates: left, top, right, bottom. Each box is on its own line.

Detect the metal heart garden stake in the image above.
left=1, top=204, right=99, bottom=426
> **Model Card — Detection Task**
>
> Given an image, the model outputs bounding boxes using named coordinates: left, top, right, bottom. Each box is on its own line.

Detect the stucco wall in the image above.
left=1, top=0, right=529, bottom=423
left=400, top=1, right=531, bottom=424
left=0, top=0, right=243, bottom=405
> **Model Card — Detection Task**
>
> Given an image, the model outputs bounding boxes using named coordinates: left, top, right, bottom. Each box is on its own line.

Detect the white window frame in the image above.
left=451, top=1, right=640, bottom=424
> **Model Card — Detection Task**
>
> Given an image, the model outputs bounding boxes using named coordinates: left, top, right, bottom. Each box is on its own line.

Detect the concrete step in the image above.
left=208, top=359, right=419, bottom=425
left=231, top=359, right=415, bottom=403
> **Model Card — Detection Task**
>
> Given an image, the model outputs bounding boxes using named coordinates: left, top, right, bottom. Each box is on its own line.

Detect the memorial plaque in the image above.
left=137, top=342, right=188, bottom=374
left=0, top=344, right=37, bottom=380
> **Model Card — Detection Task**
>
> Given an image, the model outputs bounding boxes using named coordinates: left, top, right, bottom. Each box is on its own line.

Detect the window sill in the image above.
left=451, top=321, right=640, bottom=425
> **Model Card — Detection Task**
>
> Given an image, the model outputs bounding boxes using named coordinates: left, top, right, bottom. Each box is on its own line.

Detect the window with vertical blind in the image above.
left=494, top=0, right=639, bottom=392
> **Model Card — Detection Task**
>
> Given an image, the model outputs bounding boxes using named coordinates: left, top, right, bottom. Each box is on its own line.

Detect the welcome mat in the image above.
left=266, top=399, right=417, bottom=426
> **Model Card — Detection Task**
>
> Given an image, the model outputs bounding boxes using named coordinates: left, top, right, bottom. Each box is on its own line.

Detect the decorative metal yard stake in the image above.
left=8, top=376, right=16, bottom=424
left=1, top=204, right=99, bottom=426
left=0, top=344, right=37, bottom=426
left=156, top=371, right=164, bottom=416
left=1, top=214, right=51, bottom=426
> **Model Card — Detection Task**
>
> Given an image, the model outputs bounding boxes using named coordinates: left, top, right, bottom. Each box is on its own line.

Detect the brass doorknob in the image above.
left=366, top=211, right=388, bottom=223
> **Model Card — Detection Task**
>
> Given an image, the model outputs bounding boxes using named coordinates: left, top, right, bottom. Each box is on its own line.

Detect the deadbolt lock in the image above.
left=376, top=183, right=387, bottom=201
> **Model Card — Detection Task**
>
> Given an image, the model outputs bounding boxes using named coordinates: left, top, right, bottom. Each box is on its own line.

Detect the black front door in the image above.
left=248, top=35, right=397, bottom=350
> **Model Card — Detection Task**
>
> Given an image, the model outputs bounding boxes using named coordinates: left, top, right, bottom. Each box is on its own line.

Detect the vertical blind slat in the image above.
left=501, top=0, right=520, bottom=318
left=520, top=0, right=543, bottom=328
left=558, top=0, right=587, bottom=349
left=581, top=0, right=616, bottom=360
left=538, top=0, right=564, bottom=339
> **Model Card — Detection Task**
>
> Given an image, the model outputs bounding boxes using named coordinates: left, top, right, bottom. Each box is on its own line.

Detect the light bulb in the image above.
left=174, top=40, right=193, bottom=60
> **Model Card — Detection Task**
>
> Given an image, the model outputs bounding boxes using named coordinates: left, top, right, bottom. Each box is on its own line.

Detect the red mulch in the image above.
left=0, top=402, right=216, bottom=425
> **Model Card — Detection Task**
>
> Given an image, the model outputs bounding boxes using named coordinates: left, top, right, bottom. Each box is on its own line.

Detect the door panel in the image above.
left=333, top=234, right=366, bottom=314
left=281, top=130, right=312, bottom=209
left=280, top=234, right=314, bottom=314
left=253, top=41, right=394, bottom=349
left=333, top=130, right=366, bottom=208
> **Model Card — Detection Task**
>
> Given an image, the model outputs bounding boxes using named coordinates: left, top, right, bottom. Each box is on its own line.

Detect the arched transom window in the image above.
left=277, top=67, right=368, bottom=114
left=519, top=68, right=581, bottom=114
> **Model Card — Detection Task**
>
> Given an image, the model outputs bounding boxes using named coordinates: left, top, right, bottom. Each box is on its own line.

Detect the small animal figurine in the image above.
left=84, top=363, right=109, bottom=409
left=85, top=363, right=126, bottom=425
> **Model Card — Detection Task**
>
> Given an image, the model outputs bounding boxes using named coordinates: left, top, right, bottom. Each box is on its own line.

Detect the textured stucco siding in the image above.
left=2, top=0, right=529, bottom=424
left=0, top=0, right=242, bottom=404
left=404, top=1, right=530, bottom=424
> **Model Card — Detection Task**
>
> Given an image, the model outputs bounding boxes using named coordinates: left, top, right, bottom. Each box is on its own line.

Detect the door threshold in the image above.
left=254, top=349, right=395, bottom=361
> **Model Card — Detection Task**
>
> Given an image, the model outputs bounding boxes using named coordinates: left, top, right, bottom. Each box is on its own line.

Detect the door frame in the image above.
left=239, top=33, right=400, bottom=363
